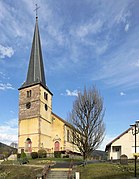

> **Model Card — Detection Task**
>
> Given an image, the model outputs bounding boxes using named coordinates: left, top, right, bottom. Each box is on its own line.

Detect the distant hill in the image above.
left=92, top=150, right=107, bottom=160
left=0, top=142, right=17, bottom=156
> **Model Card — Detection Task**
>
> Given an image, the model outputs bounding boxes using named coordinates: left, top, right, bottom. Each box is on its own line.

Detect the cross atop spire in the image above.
left=34, top=4, right=40, bottom=19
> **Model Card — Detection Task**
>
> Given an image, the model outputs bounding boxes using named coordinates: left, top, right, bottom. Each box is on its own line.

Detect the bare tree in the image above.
left=69, top=86, right=105, bottom=160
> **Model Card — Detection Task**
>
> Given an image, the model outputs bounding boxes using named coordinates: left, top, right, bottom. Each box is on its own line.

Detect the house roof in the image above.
left=105, top=127, right=131, bottom=152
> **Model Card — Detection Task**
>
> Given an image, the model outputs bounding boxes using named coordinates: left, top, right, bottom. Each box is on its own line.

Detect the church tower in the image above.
left=18, top=16, right=53, bottom=153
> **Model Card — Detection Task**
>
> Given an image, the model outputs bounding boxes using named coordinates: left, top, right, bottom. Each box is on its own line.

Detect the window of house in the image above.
left=44, top=92, right=48, bottom=100
left=27, top=90, right=31, bottom=98
left=67, top=130, right=69, bottom=142
left=113, top=147, right=120, bottom=152
left=115, top=148, right=119, bottom=152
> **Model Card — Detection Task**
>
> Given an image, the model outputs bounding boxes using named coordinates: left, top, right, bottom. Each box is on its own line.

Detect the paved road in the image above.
left=51, top=162, right=71, bottom=168
left=51, top=160, right=100, bottom=168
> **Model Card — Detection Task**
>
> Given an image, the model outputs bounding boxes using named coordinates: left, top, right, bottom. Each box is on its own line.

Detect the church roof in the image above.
left=19, top=17, right=51, bottom=94
left=52, top=112, right=73, bottom=128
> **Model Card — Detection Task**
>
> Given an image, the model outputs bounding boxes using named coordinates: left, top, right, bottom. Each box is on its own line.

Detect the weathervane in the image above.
left=34, top=4, right=40, bottom=19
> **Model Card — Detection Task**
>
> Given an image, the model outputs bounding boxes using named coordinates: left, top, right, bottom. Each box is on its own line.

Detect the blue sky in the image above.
left=0, top=0, right=139, bottom=150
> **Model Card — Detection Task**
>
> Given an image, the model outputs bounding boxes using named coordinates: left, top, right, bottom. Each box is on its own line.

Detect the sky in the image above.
left=1, top=0, right=139, bottom=150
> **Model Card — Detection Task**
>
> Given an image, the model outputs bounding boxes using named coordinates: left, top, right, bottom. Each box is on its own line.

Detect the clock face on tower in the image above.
left=26, top=102, right=31, bottom=109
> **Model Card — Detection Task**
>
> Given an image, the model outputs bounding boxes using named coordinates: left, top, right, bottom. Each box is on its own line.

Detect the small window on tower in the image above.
left=44, top=92, right=48, bottom=100
left=67, top=130, right=70, bottom=142
left=45, top=104, right=48, bottom=111
left=27, top=90, right=31, bottom=98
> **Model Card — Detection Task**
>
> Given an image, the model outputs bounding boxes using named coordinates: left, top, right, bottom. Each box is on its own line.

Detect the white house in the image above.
left=105, top=127, right=139, bottom=160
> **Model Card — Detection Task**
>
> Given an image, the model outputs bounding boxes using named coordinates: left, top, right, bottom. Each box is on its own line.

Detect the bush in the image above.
left=54, top=151, right=61, bottom=158
left=21, top=158, right=29, bottom=164
left=38, top=149, right=47, bottom=158
left=18, top=157, right=29, bottom=165
left=31, top=152, right=38, bottom=159
left=0, top=154, right=4, bottom=160
left=21, top=151, right=26, bottom=159
left=18, top=151, right=29, bottom=165
left=17, top=153, right=21, bottom=159
left=3, top=151, right=9, bottom=159
left=63, top=155, right=69, bottom=158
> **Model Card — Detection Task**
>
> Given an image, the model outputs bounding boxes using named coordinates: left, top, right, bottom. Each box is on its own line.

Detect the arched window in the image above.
left=54, top=141, right=60, bottom=151
left=45, top=104, right=48, bottom=111
left=67, top=130, right=69, bottom=142
left=25, top=138, right=32, bottom=152
left=27, top=90, right=32, bottom=98
left=44, top=92, right=48, bottom=100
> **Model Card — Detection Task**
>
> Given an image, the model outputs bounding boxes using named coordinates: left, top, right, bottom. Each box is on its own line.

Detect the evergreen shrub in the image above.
left=63, top=155, right=69, bottom=158
left=17, top=153, right=21, bottom=159
left=21, top=151, right=26, bottom=159
left=54, top=151, right=61, bottom=158
left=38, top=149, right=47, bottom=158
left=31, top=152, right=38, bottom=159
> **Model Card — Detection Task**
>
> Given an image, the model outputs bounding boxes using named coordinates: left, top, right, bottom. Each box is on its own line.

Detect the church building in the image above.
left=18, top=16, right=78, bottom=155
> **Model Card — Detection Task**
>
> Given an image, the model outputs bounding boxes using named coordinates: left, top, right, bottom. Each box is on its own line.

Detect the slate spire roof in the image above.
left=20, top=17, right=52, bottom=94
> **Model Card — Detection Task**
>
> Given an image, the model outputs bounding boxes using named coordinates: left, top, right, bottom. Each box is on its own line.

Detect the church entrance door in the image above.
left=54, top=141, right=60, bottom=151
left=25, top=138, right=32, bottom=153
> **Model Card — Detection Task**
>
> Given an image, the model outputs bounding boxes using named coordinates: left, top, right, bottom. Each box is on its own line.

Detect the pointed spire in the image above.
left=26, top=18, right=46, bottom=86
left=20, top=18, right=49, bottom=91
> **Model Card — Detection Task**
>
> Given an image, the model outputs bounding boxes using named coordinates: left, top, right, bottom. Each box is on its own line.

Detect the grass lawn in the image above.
left=0, top=165, right=42, bottom=179
left=0, top=157, right=82, bottom=178
left=3, top=158, right=138, bottom=179
left=2, top=157, right=83, bottom=165
left=77, top=163, right=138, bottom=179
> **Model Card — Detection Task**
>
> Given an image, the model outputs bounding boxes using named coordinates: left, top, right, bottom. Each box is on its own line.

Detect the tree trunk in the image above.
left=83, top=152, right=87, bottom=160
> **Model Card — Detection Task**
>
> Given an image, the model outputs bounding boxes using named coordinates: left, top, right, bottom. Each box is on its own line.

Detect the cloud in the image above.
left=114, top=7, right=131, bottom=32
left=120, top=92, right=126, bottom=96
left=10, top=110, right=15, bottom=114
left=66, top=89, right=79, bottom=97
left=0, top=118, right=18, bottom=145
left=0, top=72, right=6, bottom=78
left=125, top=23, right=129, bottom=32
left=76, top=19, right=103, bottom=38
left=0, top=44, right=14, bottom=58
left=61, top=89, right=79, bottom=97
left=0, top=72, right=10, bottom=80
left=5, top=118, right=18, bottom=128
left=96, top=43, right=109, bottom=55
left=0, top=133, right=18, bottom=145
left=0, top=83, right=15, bottom=90
left=91, top=30, right=139, bottom=89
left=115, top=9, right=131, bottom=24
left=134, top=59, right=139, bottom=67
